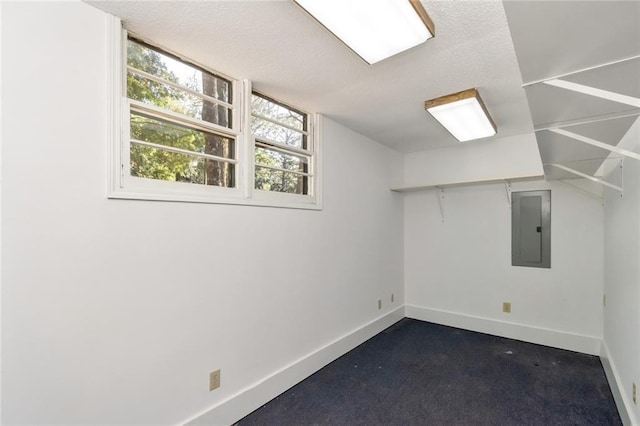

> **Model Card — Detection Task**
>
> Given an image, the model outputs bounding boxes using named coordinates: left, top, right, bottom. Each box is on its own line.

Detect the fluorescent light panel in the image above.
left=294, top=0, right=434, bottom=64
left=425, top=88, right=497, bottom=142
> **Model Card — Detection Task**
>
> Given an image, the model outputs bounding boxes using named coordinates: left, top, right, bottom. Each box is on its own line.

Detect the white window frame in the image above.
left=106, top=17, right=322, bottom=210
left=246, top=82, right=322, bottom=208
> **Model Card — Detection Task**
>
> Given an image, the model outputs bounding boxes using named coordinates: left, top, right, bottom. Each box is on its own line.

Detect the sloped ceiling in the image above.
left=503, top=0, right=640, bottom=180
left=87, top=0, right=534, bottom=153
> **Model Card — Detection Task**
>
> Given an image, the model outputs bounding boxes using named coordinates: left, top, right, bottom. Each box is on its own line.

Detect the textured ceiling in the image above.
left=87, top=0, right=533, bottom=153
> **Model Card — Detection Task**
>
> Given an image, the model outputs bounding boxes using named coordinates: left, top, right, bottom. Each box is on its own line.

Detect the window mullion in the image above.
left=242, top=80, right=254, bottom=199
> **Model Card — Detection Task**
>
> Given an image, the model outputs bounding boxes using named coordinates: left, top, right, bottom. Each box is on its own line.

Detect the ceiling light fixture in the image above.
left=293, top=0, right=435, bottom=65
left=425, top=88, right=497, bottom=142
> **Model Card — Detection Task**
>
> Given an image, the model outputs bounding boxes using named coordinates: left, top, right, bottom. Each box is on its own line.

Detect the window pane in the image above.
left=130, top=112, right=234, bottom=159
left=251, top=93, right=307, bottom=149
left=251, top=93, right=311, bottom=195
left=128, top=75, right=232, bottom=127
left=252, top=117, right=305, bottom=149
left=255, top=166, right=308, bottom=195
left=130, top=112, right=235, bottom=188
left=255, top=147, right=308, bottom=172
left=127, top=38, right=232, bottom=128
left=131, top=144, right=235, bottom=187
left=251, top=94, right=305, bottom=131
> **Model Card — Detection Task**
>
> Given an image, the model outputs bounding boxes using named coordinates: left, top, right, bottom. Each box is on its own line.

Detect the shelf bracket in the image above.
left=436, top=188, right=445, bottom=222
left=619, top=158, right=624, bottom=198
left=505, top=182, right=512, bottom=208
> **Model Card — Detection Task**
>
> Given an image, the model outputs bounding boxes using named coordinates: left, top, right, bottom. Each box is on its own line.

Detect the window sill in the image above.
left=108, top=187, right=322, bottom=210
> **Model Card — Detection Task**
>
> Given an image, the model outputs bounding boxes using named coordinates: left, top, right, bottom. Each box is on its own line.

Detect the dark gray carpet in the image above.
left=237, top=319, right=621, bottom=425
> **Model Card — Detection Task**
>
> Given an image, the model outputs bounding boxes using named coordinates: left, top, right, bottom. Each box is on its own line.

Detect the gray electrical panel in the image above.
left=512, top=190, right=551, bottom=268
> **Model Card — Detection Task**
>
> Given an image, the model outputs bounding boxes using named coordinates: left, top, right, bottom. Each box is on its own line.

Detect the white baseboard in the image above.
left=600, top=341, right=636, bottom=426
left=182, top=305, right=611, bottom=425
left=405, top=305, right=602, bottom=355
left=183, top=306, right=405, bottom=426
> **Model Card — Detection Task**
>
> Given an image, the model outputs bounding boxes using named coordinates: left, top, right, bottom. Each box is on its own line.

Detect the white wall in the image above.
left=602, top=118, right=640, bottom=425
left=402, top=133, right=544, bottom=188
left=0, top=2, right=403, bottom=424
left=0, top=2, right=4, bottom=423
left=404, top=179, right=604, bottom=354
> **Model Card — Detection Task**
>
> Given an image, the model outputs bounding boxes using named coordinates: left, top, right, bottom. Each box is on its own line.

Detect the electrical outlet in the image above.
left=503, top=302, right=511, bottom=313
left=378, top=299, right=382, bottom=310
left=633, top=382, right=637, bottom=404
left=209, top=369, right=221, bottom=391
left=391, top=293, right=394, bottom=303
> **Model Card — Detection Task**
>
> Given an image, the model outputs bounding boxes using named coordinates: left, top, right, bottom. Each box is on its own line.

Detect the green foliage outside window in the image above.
left=251, top=94, right=309, bottom=195
left=125, top=38, right=312, bottom=195
left=126, top=39, right=234, bottom=187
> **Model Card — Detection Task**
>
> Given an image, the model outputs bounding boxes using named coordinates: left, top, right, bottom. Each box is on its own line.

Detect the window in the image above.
left=511, top=190, right=551, bottom=268
left=251, top=93, right=312, bottom=195
left=125, top=37, right=239, bottom=191
left=108, top=24, right=321, bottom=209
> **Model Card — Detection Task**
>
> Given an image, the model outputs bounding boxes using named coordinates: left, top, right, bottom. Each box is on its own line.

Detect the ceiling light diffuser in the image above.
left=425, top=88, right=497, bottom=142
left=293, top=0, right=435, bottom=65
